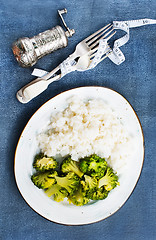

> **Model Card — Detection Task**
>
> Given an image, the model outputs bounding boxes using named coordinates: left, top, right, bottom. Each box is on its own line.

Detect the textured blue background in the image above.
left=0, top=0, right=156, bottom=239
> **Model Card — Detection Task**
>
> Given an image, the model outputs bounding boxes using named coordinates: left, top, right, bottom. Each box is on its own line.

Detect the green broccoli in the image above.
left=81, top=175, right=98, bottom=192
left=45, top=184, right=68, bottom=202
left=31, top=170, right=58, bottom=189
left=88, top=186, right=109, bottom=200
left=61, top=156, right=84, bottom=178
left=79, top=154, right=107, bottom=179
left=33, top=153, right=58, bottom=172
left=98, top=167, right=119, bottom=191
left=80, top=175, right=108, bottom=201
left=55, top=172, right=80, bottom=194
left=31, top=152, right=120, bottom=206
left=68, top=185, right=90, bottom=206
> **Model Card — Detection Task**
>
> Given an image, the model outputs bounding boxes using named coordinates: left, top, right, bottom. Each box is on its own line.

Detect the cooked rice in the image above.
left=37, top=97, right=133, bottom=172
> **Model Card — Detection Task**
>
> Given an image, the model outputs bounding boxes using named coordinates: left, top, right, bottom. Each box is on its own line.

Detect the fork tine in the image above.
left=89, top=42, right=111, bottom=54
left=90, top=44, right=110, bottom=55
left=90, top=46, right=110, bottom=59
left=89, top=46, right=99, bottom=55
left=100, top=50, right=112, bottom=62
left=89, top=50, right=112, bottom=65
left=105, top=30, right=116, bottom=41
left=89, top=42, right=111, bottom=56
left=87, top=24, right=113, bottom=45
left=90, top=29, right=116, bottom=49
left=84, top=23, right=111, bottom=42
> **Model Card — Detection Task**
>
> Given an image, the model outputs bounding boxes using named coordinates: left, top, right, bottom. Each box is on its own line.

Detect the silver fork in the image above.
left=17, top=24, right=116, bottom=103
left=39, top=23, right=115, bottom=80
left=17, top=45, right=112, bottom=103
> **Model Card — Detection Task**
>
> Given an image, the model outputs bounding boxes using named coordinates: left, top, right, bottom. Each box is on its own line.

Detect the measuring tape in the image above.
left=108, top=18, right=156, bottom=65
left=32, top=18, right=156, bottom=78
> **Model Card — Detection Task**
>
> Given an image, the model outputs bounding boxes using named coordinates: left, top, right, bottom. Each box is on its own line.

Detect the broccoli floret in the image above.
left=79, top=154, right=107, bottom=179
left=33, top=153, right=58, bottom=172
left=88, top=186, right=109, bottom=200
left=68, top=185, right=90, bottom=206
left=31, top=170, right=58, bottom=189
left=98, top=167, right=119, bottom=191
left=45, top=184, right=68, bottom=202
left=81, top=175, right=98, bottom=192
left=61, top=156, right=84, bottom=178
left=81, top=175, right=108, bottom=201
left=55, top=172, right=80, bottom=194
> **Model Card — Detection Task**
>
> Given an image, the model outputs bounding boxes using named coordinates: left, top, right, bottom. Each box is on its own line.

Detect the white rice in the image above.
left=37, top=96, right=133, bottom=172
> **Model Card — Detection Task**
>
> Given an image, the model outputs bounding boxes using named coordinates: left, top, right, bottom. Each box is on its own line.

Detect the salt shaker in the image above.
left=12, top=9, right=75, bottom=67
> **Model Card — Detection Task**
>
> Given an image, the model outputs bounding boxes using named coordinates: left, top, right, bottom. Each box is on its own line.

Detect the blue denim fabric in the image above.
left=0, top=0, right=156, bottom=239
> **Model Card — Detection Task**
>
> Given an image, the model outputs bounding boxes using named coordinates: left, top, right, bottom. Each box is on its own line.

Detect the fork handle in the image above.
left=16, top=50, right=79, bottom=103
left=16, top=74, right=61, bottom=103
left=16, top=61, right=62, bottom=104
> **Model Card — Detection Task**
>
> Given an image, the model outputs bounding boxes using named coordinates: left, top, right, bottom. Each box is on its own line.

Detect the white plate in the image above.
left=14, top=86, right=144, bottom=225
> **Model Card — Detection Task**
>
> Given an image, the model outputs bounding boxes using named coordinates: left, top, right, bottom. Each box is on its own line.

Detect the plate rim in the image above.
left=14, top=86, right=145, bottom=225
